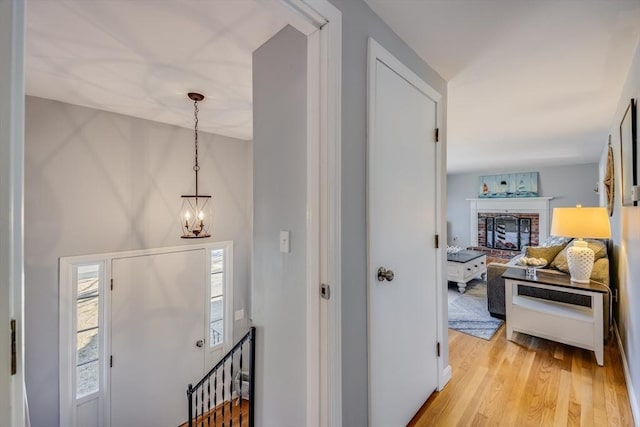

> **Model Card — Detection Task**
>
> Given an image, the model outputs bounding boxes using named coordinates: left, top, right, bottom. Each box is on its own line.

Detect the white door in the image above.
left=110, top=249, right=206, bottom=427
left=367, top=39, right=440, bottom=426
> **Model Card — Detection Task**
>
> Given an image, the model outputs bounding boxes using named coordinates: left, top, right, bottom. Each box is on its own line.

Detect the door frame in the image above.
left=59, top=242, right=234, bottom=427
left=4, top=0, right=342, bottom=426
left=270, top=1, right=343, bottom=426
left=0, top=1, right=25, bottom=426
left=366, top=38, right=450, bottom=405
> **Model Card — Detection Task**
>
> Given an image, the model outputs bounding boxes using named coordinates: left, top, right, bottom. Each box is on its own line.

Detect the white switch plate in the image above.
left=280, top=230, right=290, bottom=253
left=234, top=309, right=245, bottom=321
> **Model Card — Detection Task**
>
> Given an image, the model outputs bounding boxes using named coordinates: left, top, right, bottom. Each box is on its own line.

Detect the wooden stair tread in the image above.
left=178, top=399, right=250, bottom=427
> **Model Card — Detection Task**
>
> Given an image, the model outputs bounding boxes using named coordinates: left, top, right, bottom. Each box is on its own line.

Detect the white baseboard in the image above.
left=614, top=321, right=639, bottom=427
left=438, top=365, right=452, bottom=391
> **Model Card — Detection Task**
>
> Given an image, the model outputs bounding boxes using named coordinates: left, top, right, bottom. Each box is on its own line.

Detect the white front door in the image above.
left=110, top=249, right=206, bottom=427
left=367, top=38, right=440, bottom=427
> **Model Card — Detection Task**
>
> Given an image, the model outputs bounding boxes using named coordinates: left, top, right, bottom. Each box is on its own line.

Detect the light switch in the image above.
left=280, top=230, right=290, bottom=253
left=235, top=309, right=245, bottom=321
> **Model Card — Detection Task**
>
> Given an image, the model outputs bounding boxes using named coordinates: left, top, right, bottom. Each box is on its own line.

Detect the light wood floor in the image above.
left=409, top=326, right=634, bottom=426
left=179, top=399, right=249, bottom=427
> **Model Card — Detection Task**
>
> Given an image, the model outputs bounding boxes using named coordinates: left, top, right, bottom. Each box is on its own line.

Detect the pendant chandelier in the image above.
left=180, top=92, right=212, bottom=238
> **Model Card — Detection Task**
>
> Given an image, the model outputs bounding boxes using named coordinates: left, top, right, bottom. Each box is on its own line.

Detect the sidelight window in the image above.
left=210, top=249, right=225, bottom=348
left=75, top=263, right=102, bottom=398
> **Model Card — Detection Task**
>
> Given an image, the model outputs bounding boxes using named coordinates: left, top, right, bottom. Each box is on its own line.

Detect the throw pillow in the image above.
left=550, top=239, right=607, bottom=273
left=540, top=235, right=572, bottom=248
left=524, top=245, right=565, bottom=266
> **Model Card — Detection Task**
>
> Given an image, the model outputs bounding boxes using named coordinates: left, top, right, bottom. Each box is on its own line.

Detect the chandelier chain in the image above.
left=193, top=99, right=200, bottom=172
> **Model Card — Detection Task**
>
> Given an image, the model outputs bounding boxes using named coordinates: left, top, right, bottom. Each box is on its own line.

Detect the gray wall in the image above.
left=447, top=164, right=600, bottom=247
left=601, top=37, right=640, bottom=420
left=24, top=96, right=252, bottom=427
left=252, top=26, right=307, bottom=426
left=326, top=1, right=448, bottom=425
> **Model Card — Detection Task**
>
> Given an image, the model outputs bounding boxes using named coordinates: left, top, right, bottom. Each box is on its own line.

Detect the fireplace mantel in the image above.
left=468, top=197, right=553, bottom=247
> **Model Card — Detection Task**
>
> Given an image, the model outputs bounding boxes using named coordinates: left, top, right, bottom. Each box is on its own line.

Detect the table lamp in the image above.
left=550, top=205, right=611, bottom=283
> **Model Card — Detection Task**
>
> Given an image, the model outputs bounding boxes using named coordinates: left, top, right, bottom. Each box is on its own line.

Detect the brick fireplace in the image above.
left=468, top=197, right=552, bottom=259
left=477, top=212, right=539, bottom=250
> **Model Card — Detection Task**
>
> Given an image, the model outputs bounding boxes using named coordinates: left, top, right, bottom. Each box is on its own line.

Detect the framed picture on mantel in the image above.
left=478, top=172, right=539, bottom=198
left=619, top=98, right=637, bottom=207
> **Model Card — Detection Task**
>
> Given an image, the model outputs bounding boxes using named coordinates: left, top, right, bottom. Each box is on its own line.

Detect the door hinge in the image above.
left=10, top=319, right=16, bottom=375
left=435, top=234, right=439, bottom=249
left=320, top=283, right=331, bottom=300
left=435, top=128, right=439, bottom=142
left=110, top=355, right=113, bottom=367
left=437, top=342, right=441, bottom=357
left=110, top=279, right=113, bottom=291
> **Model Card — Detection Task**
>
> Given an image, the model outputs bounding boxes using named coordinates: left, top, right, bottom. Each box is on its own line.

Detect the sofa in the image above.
left=486, top=236, right=611, bottom=337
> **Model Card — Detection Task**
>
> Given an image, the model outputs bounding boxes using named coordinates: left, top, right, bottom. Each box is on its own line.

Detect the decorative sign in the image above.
left=478, top=172, right=539, bottom=198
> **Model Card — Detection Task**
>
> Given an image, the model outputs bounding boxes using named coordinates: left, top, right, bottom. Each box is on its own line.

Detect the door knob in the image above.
left=196, top=340, right=204, bottom=348
left=377, top=267, right=394, bottom=282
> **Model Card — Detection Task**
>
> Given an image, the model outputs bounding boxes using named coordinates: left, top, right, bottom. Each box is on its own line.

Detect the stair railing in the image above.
left=186, top=326, right=256, bottom=427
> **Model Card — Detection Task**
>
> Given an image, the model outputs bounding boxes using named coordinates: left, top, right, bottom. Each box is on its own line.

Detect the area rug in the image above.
left=448, top=280, right=503, bottom=340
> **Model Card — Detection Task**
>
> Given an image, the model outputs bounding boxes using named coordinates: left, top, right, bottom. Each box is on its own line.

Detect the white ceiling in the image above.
left=27, top=1, right=640, bottom=172
left=26, top=0, right=289, bottom=141
left=365, top=0, right=640, bottom=173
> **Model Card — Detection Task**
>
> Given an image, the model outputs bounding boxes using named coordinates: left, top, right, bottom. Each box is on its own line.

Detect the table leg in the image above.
left=594, top=293, right=604, bottom=366
left=457, top=282, right=467, bottom=293
left=505, top=280, right=513, bottom=340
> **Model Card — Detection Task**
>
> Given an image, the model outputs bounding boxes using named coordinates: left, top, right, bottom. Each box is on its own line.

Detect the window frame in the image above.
left=74, top=263, right=102, bottom=400
left=205, top=241, right=234, bottom=354
left=59, top=257, right=109, bottom=426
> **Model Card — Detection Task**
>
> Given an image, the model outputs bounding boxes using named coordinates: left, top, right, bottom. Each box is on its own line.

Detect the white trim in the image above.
left=206, top=241, right=234, bottom=355
left=614, top=321, right=640, bottom=427
left=266, top=0, right=319, bottom=35
left=59, top=242, right=233, bottom=427
left=368, top=39, right=442, bottom=104
left=0, top=0, right=25, bottom=425
left=278, top=0, right=328, bottom=31
left=432, top=55, right=449, bottom=392
left=367, top=37, right=448, bottom=419
left=60, top=259, right=108, bottom=427
left=280, top=1, right=343, bottom=425
left=305, top=26, right=321, bottom=427
left=316, top=3, right=343, bottom=426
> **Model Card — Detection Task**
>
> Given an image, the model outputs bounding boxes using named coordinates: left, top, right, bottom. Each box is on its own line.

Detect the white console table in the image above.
left=503, top=268, right=607, bottom=366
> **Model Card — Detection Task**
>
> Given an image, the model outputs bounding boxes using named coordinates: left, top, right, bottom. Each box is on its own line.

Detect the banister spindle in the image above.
left=222, top=360, right=226, bottom=427
left=214, top=372, right=218, bottom=426
left=195, top=387, right=199, bottom=426
left=239, top=343, right=244, bottom=425
left=187, top=384, right=193, bottom=427
left=230, top=355, right=234, bottom=426
left=201, top=379, right=204, bottom=425
left=207, top=376, right=211, bottom=427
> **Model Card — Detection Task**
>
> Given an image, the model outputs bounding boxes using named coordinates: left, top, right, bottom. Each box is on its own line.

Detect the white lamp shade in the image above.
left=550, top=207, right=611, bottom=239
left=551, top=206, right=611, bottom=283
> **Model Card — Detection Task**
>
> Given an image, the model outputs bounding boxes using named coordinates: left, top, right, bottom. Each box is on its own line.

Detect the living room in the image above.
left=385, top=3, right=640, bottom=425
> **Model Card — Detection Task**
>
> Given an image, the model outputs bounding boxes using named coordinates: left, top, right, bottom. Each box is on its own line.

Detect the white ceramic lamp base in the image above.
left=567, top=240, right=594, bottom=283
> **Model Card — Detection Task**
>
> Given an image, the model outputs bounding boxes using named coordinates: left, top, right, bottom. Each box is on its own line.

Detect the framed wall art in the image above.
left=619, top=98, right=637, bottom=207
left=478, top=172, right=538, bottom=198
left=603, top=138, right=615, bottom=216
